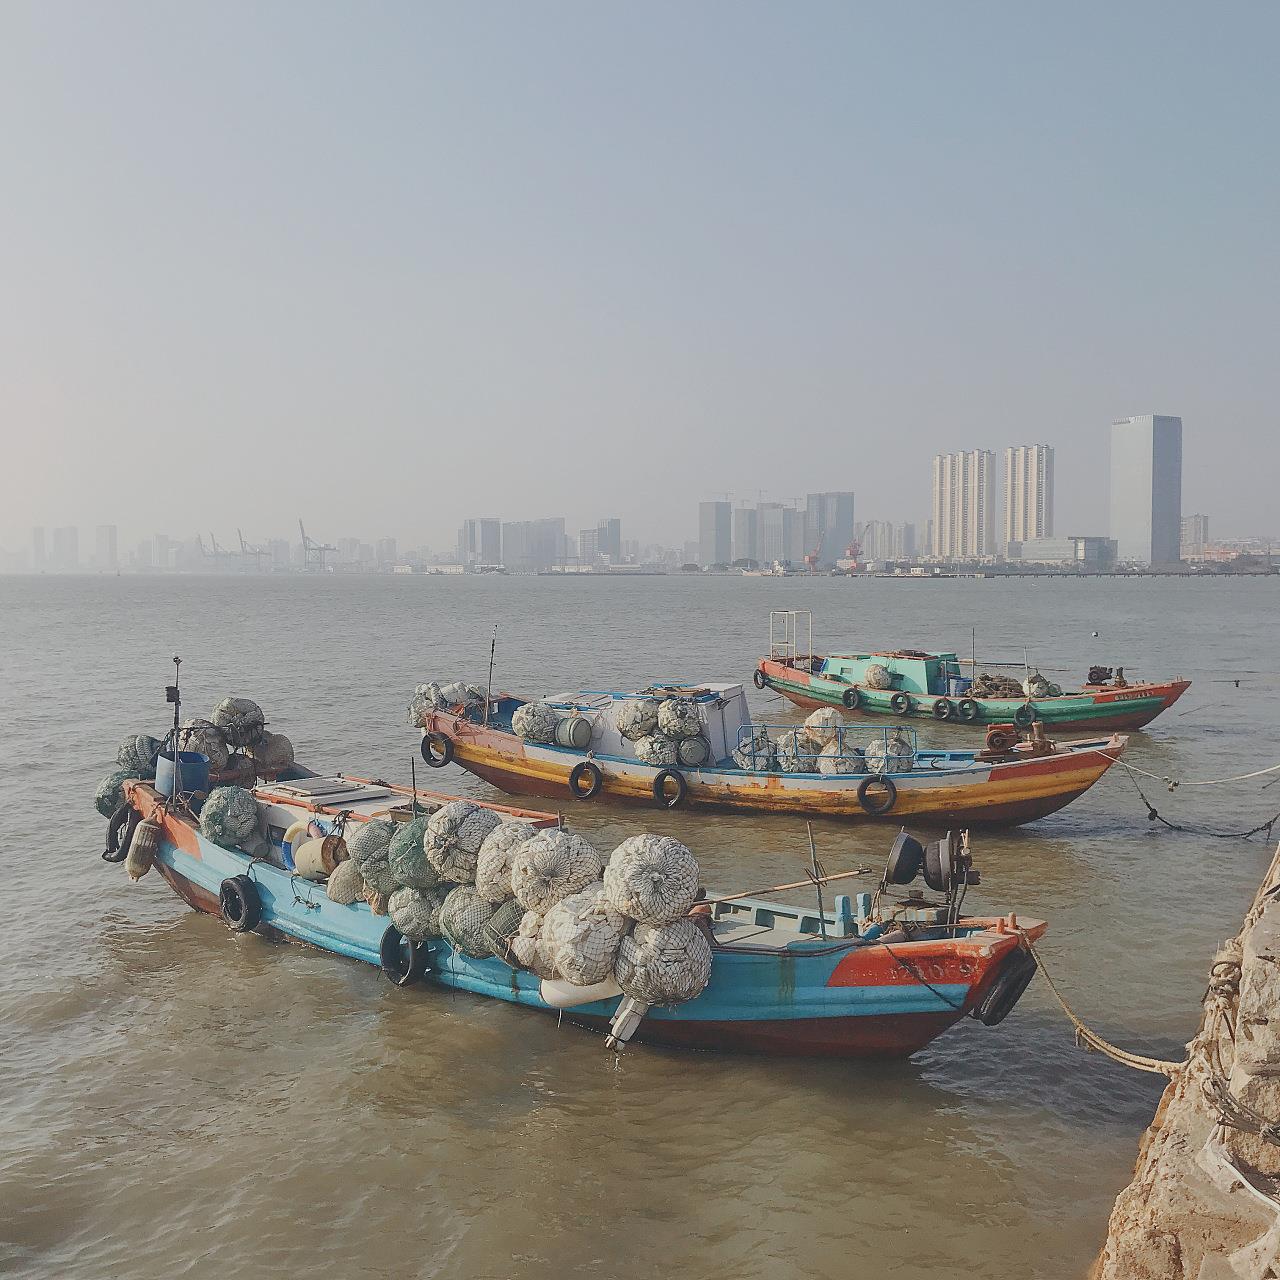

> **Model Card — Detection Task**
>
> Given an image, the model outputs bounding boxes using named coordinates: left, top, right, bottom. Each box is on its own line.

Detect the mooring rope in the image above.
left=1117, top=769, right=1280, bottom=841
left=1097, top=752, right=1280, bottom=790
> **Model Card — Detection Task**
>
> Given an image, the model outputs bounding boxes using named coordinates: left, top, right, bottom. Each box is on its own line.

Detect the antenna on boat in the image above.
left=806, top=822, right=828, bottom=941
left=484, top=624, right=498, bottom=727
left=409, top=756, right=420, bottom=817
left=166, top=656, right=183, bottom=796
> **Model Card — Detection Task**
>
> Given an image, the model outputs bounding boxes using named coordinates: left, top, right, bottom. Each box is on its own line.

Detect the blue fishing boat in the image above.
left=110, top=775, right=1044, bottom=1059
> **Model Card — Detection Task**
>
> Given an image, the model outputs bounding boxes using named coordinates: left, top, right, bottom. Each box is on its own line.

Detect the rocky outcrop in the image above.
left=1092, top=842, right=1280, bottom=1279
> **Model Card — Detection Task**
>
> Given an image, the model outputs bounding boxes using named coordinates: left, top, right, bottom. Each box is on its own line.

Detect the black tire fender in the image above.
left=957, top=698, right=980, bottom=722
left=889, top=692, right=911, bottom=715
left=973, top=948, right=1038, bottom=1026
left=842, top=686, right=860, bottom=710
left=380, top=925, right=430, bottom=987
left=420, top=732, right=454, bottom=768
left=103, top=803, right=140, bottom=863
left=1013, top=703, right=1037, bottom=728
left=753, top=668, right=767, bottom=690
left=219, top=875, right=262, bottom=933
left=932, top=698, right=954, bottom=721
left=568, top=760, right=603, bottom=800
left=857, top=774, right=897, bottom=815
left=653, top=769, right=688, bottom=809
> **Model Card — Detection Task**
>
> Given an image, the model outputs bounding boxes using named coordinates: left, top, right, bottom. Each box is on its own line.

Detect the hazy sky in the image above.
left=3, top=1, right=1277, bottom=553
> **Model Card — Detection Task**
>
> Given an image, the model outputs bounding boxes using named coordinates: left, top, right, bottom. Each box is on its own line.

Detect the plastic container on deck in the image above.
left=156, top=750, right=211, bottom=798
left=948, top=676, right=973, bottom=698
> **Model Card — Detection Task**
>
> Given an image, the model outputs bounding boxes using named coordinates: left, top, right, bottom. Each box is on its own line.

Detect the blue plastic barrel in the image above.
left=948, top=676, right=972, bottom=697
left=156, top=750, right=211, bottom=797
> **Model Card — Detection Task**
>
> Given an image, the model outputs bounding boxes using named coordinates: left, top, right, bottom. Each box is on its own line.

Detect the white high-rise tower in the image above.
left=1004, top=445, right=1055, bottom=549
left=931, top=451, right=996, bottom=559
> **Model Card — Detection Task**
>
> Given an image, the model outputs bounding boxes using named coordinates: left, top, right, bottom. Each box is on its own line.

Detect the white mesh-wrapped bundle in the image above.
left=804, top=708, right=844, bottom=745
left=865, top=733, right=915, bottom=774
left=634, top=733, right=678, bottom=767
left=407, top=682, right=446, bottom=727
left=388, top=816, right=440, bottom=890
left=817, top=741, right=858, bottom=775
left=511, top=830, right=603, bottom=913
left=1023, top=673, right=1051, bottom=698
left=775, top=732, right=821, bottom=773
left=616, top=918, right=712, bottom=1006
left=676, top=735, right=711, bottom=767
left=211, top=697, right=267, bottom=748
left=389, top=885, right=449, bottom=942
left=475, top=821, right=537, bottom=902
left=656, top=698, right=702, bottom=740
left=94, top=768, right=133, bottom=817
left=511, top=701, right=559, bottom=744
left=864, top=664, right=893, bottom=690
left=199, top=786, right=260, bottom=848
left=614, top=697, right=659, bottom=741
left=424, top=801, right=502, bottom=884
left=116, top=734, right=161, bottom=779
left=731, top=727, right=774, bottom=771
left=439, top=885, right=499, bottom=957
left=603, top=834, right=700, bottom=926
left=326, top=859, right=366, bottom=905
left=249, top=731, right=294, bottom=776
left=346, top=818, right=398, bottom=895
left=181, top=717, right=229, bottom=770
left=510, top=910, right=558, bottom=978
left=541, top=882, right=629, bottom=986
left=438, top=681, right=482, bottom=710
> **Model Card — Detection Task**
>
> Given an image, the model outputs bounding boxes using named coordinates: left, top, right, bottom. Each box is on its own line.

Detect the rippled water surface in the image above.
left=3, top=573, right=1279, bottom=1279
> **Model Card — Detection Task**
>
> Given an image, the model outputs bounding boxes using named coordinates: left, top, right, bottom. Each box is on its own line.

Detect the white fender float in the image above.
left=539, top=975, right=624, bottom=1009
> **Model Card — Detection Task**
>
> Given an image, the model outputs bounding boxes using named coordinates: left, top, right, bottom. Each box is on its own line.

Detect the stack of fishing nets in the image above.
left=540, top=883, right=629, bottom=985
left=865, top=732, right=915, bottom=774
left=511, top=830, right=603, bottom=912
left=512, top=701, right=559, bottom=744
left=181, top=718, right=230, bottom=770
left=475, top=822, right=538, bottom=902
left=212, top=697, right=266, bottom=748
left=1021, top=672, right=1062, bottom=698
left=731, top=726, right=775, bottom=771
left=407, top=681, right=486, bottom=726
left=864, top=664, right=894, bottom=690
left=972, top=672, right=1024, bottom=699
left=424, top=800, right=502, bottom=884
left=439, top=886, right=501, bottom=957
left=388, top=884, right=450, bottom=940
left=634, top=734, right=678, bottom=767
left=657, top=698, right=711, bottom=767
left=347, top=818, right=398, bottom=908
left=387, top=816, right=439, bottom=890
left=775, top=728, right=820, bottom=773
left=198, top=785, right=260, bottom=849
left=117, top=734, right=161, bottom=779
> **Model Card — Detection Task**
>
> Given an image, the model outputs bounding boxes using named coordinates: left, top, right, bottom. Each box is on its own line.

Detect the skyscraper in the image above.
left=931, top=451, right=996, bottom=559
left=803, top=492, right=856, bottom=566
left=52, top=526, right=79, bottom=571
left=596, top=518, right=622, bottom=561
left=501, top=518, right=566, bottom=571
left=458, top=518, right=502, bottom=566
left=732, top=506, right=758, bottom=564
left=1109, top=415, right=1183, bottom=565
left=698, top=501, right=732, bottom=566
left=95, top=524, right=118, bottom=570
left=1180, top=514, right=1208, bottom=561
left=1003, top=445, right=1054, bottom=548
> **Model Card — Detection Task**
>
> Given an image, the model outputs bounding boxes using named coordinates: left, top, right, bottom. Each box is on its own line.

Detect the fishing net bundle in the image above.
left=676, top=735, right=711, bottom=767
left=389, top=885, right=449, bottom=940
left=483, top=898, right=528, bottom=958
left=438, top=681, right=485, bottom=711
left=326, top=858, right=367, bottom=905
left=818, top=741, right=860, bottom=776
left=634, top=734, right=678, bottom=767
left=865, top=733, right=915, bottom=774
left=181, top=717, right=230, bottom=770
left=804, top=708, right=844, bottom=745
left=656, top=698, right=702, bottom=740
left=474, top=821, right=538, bottom=902
left=864, top=664, right=893, bottom=690
left=1046, top=682, right=1063, bottom=698
left=603, top=834, right=700, bottom=925
left=424, top=801, right=502, bottom=884
left=211, top=697, right=267, bottom=748
left=775, top=731, right=821, bottom=773
left=346, top=818, right=398, bottom=895
left=94, top=768, right=134, bottom=817
left=540, top=882, right=630, bottom=986
left=439, top=886, right=500, bottom=958
left=407, top=683, right=446, bottom=727
left=973, top=673, right=1023, bottom=698
left=614, top=697, right=659, bottom=742
left=387, top=816, right=440, bottom=890
left=216, top=754, right=258, bottom=788
left=249, top=731, right=294, bottom=776
left=731, top=727, right=775, bottom=771
left=116, top=734, right=161, bottom=779
left=511, top=830, right=603, bottom=913
left=510, top=910, right=559, bottom=979
left=511, top=701, right=560, bottom=744
left=615, top=918, right=713, bottom=1007
left=198, top=786, right=260, bottom=848
left=1022, top=673, right=1051, bottom=698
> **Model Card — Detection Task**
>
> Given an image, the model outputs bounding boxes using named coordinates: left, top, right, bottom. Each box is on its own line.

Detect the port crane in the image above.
left=299, top=519, right=336, bottom=572
left=238, top=528, right=269, bottom=572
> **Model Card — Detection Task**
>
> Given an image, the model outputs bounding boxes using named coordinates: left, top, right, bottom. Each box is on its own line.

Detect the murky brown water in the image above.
left=4, top=573, right=1279, bottom=1278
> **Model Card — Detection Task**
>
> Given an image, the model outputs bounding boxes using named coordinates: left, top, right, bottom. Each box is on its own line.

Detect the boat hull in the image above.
left=423, top=716, right=1125, bottom=827
left=758, top=659, right=1190, bottom=733
left=126, top=785, right=1038, bottom=1060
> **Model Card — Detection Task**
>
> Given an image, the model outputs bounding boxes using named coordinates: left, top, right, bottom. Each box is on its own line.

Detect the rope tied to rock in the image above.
left=1204, top=1074, right=1280, bottom=1148
left=1017, top=932, right=1184, bottom=1077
